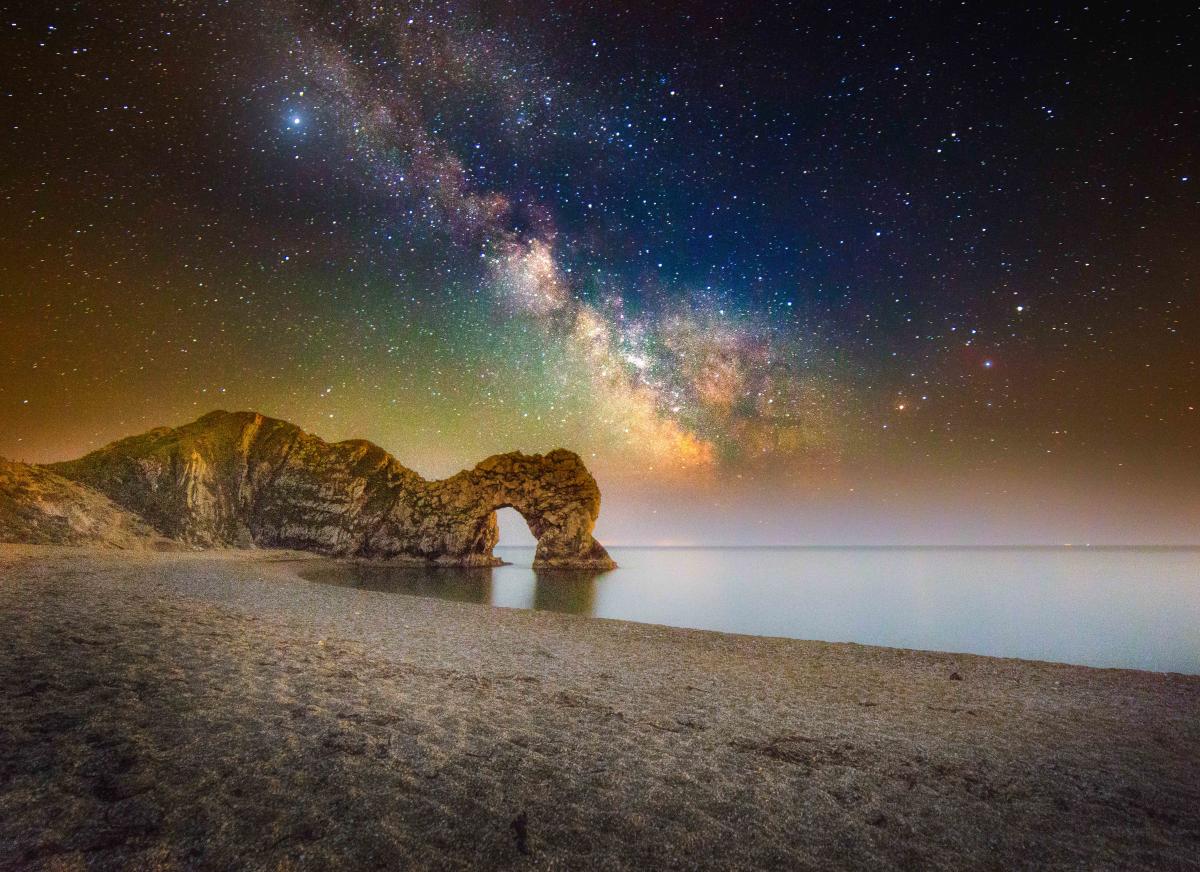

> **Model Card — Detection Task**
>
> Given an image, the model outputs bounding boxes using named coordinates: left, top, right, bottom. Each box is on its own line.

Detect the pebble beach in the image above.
left=2, top=545, right=1198, bottom=870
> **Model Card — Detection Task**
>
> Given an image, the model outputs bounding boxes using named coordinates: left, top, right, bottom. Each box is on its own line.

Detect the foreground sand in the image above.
left=1, top=546, right=1197, bottom=870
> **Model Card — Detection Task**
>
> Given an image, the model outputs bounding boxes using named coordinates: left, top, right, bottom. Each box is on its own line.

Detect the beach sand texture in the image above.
left=1, top=545, right=1198, bottom=870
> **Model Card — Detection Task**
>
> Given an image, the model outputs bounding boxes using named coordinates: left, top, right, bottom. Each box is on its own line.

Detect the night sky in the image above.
left=2, top=2, right=1196, bottom=544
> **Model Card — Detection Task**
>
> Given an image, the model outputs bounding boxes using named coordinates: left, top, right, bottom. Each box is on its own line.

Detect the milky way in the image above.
left=1, top=1, right=1196, bottom=542
left=288, top=2, right=847, bottom=475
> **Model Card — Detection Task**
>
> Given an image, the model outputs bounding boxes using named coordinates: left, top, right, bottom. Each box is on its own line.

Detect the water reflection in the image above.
left=303, top=564, right=495, bottom=603
left=531, top=570, right=600, bottom=614
left=300, top=560, right=608, bottom=617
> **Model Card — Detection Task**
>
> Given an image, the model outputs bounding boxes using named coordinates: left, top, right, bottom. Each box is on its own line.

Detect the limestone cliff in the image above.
left=0, top=458, right=172, bottom=550
left=41, top=411, right=615, bottom=569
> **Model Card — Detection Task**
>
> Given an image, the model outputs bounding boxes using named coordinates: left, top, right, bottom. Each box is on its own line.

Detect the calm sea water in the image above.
left=302, top=546, right=1200, bottom=674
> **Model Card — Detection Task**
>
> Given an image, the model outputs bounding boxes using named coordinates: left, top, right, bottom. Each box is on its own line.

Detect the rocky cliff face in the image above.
left=40, top=411, right=615, bottom=569
left=0, top=458, right=171, bottom=550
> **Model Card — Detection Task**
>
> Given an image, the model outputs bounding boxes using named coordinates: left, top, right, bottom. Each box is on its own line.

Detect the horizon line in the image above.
left=497, top=543, right=1200, bottom=551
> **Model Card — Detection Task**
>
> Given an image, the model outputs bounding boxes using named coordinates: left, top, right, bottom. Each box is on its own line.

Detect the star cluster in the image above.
left=1, top=1, right=1196, bottom=542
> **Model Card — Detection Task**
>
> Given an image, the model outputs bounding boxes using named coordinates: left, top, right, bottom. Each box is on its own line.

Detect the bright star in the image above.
left=290, top=116, right=302, bottom=127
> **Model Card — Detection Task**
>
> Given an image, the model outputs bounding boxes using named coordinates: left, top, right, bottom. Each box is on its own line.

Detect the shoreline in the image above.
left=2, top=544, right=1198, bottom=869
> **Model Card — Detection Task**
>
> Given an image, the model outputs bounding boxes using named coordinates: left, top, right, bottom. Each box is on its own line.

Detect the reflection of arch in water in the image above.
left=308, top=564, right=496, bottom=605
left=395, top=566, right=495, bottom=604
left=300, top=560, right=616, bottom=616
left=532, top=569, right=607, bottom=616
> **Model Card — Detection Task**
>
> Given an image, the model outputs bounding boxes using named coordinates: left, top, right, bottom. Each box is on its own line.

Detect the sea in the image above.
left=303, top=546, right=1200, bottom=674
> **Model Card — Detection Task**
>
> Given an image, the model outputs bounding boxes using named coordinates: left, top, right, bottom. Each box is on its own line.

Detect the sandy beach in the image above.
left=1, top=545, right=1198, bottom=870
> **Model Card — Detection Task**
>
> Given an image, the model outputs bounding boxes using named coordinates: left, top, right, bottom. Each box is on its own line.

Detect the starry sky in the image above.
left=1, top=1, right=1196, bottom=544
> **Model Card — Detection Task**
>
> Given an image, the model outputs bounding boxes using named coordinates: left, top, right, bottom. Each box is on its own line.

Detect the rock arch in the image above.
left=395, top=448, right=615, bottom=568
left=438, top=449, right=616, bottom=570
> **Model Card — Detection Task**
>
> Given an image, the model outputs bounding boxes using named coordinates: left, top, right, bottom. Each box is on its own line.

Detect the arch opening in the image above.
left=494, top=506, right=537, bottom=565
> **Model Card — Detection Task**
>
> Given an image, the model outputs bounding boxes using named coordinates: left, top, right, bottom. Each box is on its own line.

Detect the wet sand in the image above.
left=1, top=545, right=1198, bottom=870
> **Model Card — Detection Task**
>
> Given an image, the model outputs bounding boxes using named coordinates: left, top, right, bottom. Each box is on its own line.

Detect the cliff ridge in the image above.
left=26, top=411, right=615, bottom=569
